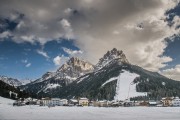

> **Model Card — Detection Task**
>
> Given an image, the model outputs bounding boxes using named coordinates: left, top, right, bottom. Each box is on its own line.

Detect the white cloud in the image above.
left=59, top=19, right=74, bottom=39
left=60, top=19, right=71, bottom=27
left=161, top=65, right=180, bottom=81
left=25, top=63, right=31, bottom=67
left=63, top=47, right=83, bottom=55
left=53, top=55, right=69, bottom=66
left=21, top=59, right=28, bottom=63
left=0, top=31, right=11, bottom=39
left=0, top=0, right=180, bottom=72
left=36, top=49, right=49, bottom=59
left=53, top=56, right=61, bottom=66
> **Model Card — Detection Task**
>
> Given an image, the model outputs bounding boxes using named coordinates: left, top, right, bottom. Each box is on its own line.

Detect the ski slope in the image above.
left=114, top=70, right=147, bottom=100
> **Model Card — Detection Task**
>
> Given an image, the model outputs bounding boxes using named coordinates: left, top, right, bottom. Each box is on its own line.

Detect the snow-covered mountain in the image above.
left=95, top=48, right=129, bottom=70
left=0, top=76, right=22, bottom=86
left=22, top=57, right=94, bottom=93
left=35, top=57, right=94, bottom=84
left=56, top=57, right=94, bottom=80
left=21, top=48, right=180, bottom=100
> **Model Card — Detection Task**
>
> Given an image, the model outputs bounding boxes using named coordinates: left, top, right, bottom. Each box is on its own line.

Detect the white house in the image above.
left=41, top=97, right=51, bottom=106
left=79, top=98, right=89, bottom=106
left=172, top=97, right=180, bottom=107
left=69, top=99, right=78, bottom=105
left=60, top=99, right=68, bottom=106
left=51, top=98, right=61, bottom=106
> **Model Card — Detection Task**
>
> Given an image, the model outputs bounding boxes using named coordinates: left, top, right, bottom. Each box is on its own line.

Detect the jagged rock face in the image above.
left=95, top=48, right=129, bottom=70
left=56, top=57, right=94, bottom=80
left=34, top=57, right=94, bottom=84
left=0, top=76, right=22, bottom=86
left=22, top=57, right=94, bottom=94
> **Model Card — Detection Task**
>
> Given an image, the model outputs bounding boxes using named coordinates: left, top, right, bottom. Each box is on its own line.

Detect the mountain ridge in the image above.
left=20, top=48, right=180, bottom=100
left=0, top=76, right=22, bottom=86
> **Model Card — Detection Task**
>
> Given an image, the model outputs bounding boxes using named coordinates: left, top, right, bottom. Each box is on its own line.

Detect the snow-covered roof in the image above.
left=79, top=98, right=88, bottom=100
left=70, top=99, right=78, bottom=102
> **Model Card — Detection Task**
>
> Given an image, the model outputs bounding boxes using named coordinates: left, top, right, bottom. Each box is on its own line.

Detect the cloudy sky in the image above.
left=0, top=0, right=180, bottom=81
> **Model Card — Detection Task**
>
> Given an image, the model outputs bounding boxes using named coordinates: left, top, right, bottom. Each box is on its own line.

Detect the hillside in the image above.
left=21, top=48, right=180, bottom=100
left=0, top=80, right=36, bottom=99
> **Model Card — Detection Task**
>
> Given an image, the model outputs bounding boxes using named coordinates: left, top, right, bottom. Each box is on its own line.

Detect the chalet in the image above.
left=162, top=97, right=173, bottom=107
left=148, top=101, right=157, bottom=107
left=93, top=100, right=109, bottom=107
left=172, top=97, right=180, bottom=107
left=51, top=98, right=61, bottom=106
left=139, top=101, right=148, bottom=106
left=79, top=98, right=89, bottom=106
left=99, top=100, right=109, bottom=107
left=69, top=99, right=78, bottom=106
left=60, top=99, right=68, bottom=106
left=41, top=97, right=51, bottom=106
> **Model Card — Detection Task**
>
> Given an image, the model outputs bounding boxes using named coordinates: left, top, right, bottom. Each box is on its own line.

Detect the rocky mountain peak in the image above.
left=96, top=48, right=129, bottom=70
left=0, top=75, right=22, bottom=86
left=52, top=57, right=94, bottom=84
left=58, top=57, right=94, bottom=72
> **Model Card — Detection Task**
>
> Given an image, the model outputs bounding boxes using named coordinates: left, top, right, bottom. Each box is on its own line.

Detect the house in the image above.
left=79, top=98, right=89, bottom=106
left=41, top=97, right=51, bottom=106
left=139, top=101, right=149, bottom=106
left=172, top=97, right=180, bottom=107
left=51, top=98, right=61, bottom=106
left=98, top=100, right=109, bottom=107
left=93, top=100, right=109, bottom=107
left=69, top=99, right=78, bottom=106
left=148, top=101, right=157, bottom=107
left=60, top=99, right=68, bottom=106
left=162, top=97, right=173, bottom=107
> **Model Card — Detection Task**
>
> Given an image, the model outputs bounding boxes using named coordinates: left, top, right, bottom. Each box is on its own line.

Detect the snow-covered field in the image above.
left=0, top=97, right=180, bottom=120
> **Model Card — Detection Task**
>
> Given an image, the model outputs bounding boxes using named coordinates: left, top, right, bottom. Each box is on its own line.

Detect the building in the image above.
left=41, top=97, right=51, bottom=106
left=93, top=100, right=109, bottom=107
left=139, top=101, right=149, bottom=106
left=60, top=99, right=68, bottom=106
left=69, top=99, right=78, bottom=106
left=51, top=98, right=61, bottom=106
left=98, top=100, right=109, bottom=107
left=172, top=97, right=180, bottom=107
left=162, top=97, right=173, bottom=107
left=79, top=98, right=89, bottom=106
left=148, top=101, right=157, bottom=107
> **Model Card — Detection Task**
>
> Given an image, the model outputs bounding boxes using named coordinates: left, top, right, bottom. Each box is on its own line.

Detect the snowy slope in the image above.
left=114, top=70, right=147, bottom=101
left=101, top=70, right=147, bottom=101
left=22, top=57, right=94, bottom=94
left=0, top=76, right=22, bottom=86
left=0, top=96, right=14, bottom=105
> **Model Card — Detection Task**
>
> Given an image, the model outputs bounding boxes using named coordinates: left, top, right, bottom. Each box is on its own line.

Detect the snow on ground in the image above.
left=102, top=70, right=147, bottom=101
left=101, top=77, right=118, bottom=87
left=0, top=96, right=14, bottom=105
left=114, top=70, right=147, bottom=101
left=0, top=97, right=180, bottom=120
left=45, top=83, right=61, bottom=90
left=77, top=75, right=89, bottom=83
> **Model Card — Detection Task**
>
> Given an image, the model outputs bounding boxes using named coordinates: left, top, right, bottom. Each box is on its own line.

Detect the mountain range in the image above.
left=0, top=76, right=22, bottom=86
left=19, top=48, right=180, bottom=100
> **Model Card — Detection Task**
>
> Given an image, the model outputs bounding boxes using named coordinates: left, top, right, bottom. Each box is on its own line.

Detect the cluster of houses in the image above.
left=13, top=96, right=180, bottom=107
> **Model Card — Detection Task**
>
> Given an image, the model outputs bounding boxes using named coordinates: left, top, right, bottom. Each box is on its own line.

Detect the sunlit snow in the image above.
left=0, top=97, right=180, bottom=120
left=102, top=70, right=147, bottom=101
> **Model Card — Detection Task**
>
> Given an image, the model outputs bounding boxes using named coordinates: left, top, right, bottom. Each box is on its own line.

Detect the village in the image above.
left=13, top=96, right=180, bottom=107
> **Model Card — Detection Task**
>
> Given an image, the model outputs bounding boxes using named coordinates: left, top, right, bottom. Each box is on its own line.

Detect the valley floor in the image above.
left=0, top=97, right=180, bottom=120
